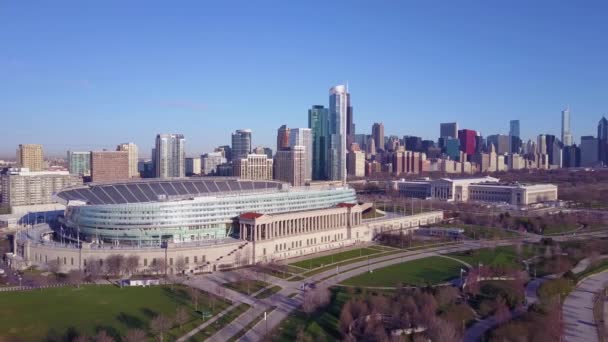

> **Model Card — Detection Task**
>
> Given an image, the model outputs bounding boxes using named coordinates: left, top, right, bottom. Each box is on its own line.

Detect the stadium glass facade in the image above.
left=56, top=179, right=356, bottom=246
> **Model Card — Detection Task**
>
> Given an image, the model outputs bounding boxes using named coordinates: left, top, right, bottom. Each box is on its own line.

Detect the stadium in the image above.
left=53, top=178, right=357, bottom=246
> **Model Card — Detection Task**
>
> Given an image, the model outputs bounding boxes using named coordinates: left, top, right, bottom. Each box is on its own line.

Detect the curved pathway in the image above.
left=563, top=271, right=608, bottom=342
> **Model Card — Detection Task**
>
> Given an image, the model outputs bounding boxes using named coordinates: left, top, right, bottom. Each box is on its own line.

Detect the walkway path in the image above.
left=563, top=271, right=608, bottom=342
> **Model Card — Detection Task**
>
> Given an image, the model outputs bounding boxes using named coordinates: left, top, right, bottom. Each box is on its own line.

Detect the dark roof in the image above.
left=336, top=203, right=356, bottom=208
left=56, top=178, right=283, bottom=205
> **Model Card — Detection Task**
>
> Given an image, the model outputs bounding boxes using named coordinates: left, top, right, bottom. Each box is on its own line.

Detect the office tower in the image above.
left=354, top=134, right=367, bottom=151
left=90, top=151, right=130, bottom=183
left=563, top=145, right=581, bottom=168
left=233, top=154, right=273, bottom=181
left=509, top=120, right=520, bottom=153
left=16, top=144, right=43, bottom=171
left=155, top=133, right=186, bottom=178
left=347, top=149, right=365, bottom=177
left=445, top=138, right=460, bottom=160
left=366, top=137, right=376, bottom=156
left=185, top=157, right=201, bottom=176
left=580, top=136, right=599, bottom=167
left=274, top=146, right=306, bottom=186
left=328, top=85, right=349, bottom=183
left=405, top=136, right=423, bottom=152
left=440, top=122, right=458, bottom=139
left=372, top=123, right=385, bottom=153
left=562, top=108, right=573, bottom=146
left=231, top=129, right=252, bottom=162
left=308, top=105, right=329, bottom=180
left=537, top=135, right=547, bottom=155
left=276, top=125, right=291, bottom=151
left=599, top=116, right=608, bottom=165
left=215, top=145, right=232, bottom=161
left=67, top=151, right=91, bottom=176
left=116, top=142, right=139, bottom=178
left=0, top=168, right=82, bottom=210
left=475, top=135, right=486, bottom=153
left=545, top=134, right=557, bottom=165
left=289, top=128, right=312, bottom=181
left=202, top=152, right=227, bottom=175
left=457, top=129, right=477, bottom=156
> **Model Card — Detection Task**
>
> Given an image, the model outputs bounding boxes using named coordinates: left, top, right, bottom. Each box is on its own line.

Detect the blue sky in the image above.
left=1, top=1, right=607, bottom=158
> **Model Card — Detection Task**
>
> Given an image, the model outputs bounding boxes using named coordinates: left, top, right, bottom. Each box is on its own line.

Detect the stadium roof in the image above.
left=56, top=178, right=283, bottom=205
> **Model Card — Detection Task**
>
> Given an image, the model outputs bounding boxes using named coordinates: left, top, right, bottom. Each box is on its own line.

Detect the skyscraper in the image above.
left=274, top=146, right=306, bottom=186
left=231, top=129, right=252, bottom=162
left=16, top=144, right=43, bottom=171
left=598, top=116, right=608, bottom=165
left=289, top=128, right=312, bottom=181
left=458, top=129, right=477, bottom=156
left=308, top=105, right=329, bottom=180
left=580, top=136, right=599, bottom=167
left=201, top=152, right=227, bottom=175
left=276, top=125, right=290, bottom=152
left=233, top=154, right=273, bottom=181
left=155, top=134, right=186, bottom=178
left=537, top=135, right=547, bottom=155
left=185, top=157, right=201, bottom=176
left=346, top=98, right=355, bottom=146
left=116, top=142, right=139, bottom=178
left=509, top=120, right=520, bottom=139
left=372, top=122, right=384, bottom=153
left=440, top=122, right=458, bottom=139
left=328, top=85, right=349, bottom=183
left=509, top=120, right=520, bottom=154
left=562, top=108, right=573, bottom=146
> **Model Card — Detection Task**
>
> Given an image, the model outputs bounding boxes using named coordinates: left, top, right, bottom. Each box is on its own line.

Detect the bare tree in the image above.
left=174, top=307, right=190, bottom=329
left=105, top=254, right=125, bottom=278
left=125, top=255, right=140, bottom=276
left=302, top=287, right=331, bottom=315
left=85, top=257, right=104, bottom=283
left=493, top=297, right=511, bottom=325
left=175, top=256, right=187, bottom=275
left=122, top=329, right=147, bottom=342
left=149, top=314, right=173, bottom=342
left=151, top=258, right=167, bottom=277
left=93, top=330, right=115, bottom=342
left=339, top=303, right=354, bottom=336
left=188, top=286, right=202, bottom=311
left=47, top=259, right=61, bottom=276
left=435, top=286, right=459, bottom=308
left=67, top=269, right=85, bottom=288
left=427, top=317, right=460, bottom=342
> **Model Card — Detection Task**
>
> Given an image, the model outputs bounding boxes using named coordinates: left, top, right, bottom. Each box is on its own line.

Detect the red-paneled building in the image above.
left=458, top=129, right=477, bottom=156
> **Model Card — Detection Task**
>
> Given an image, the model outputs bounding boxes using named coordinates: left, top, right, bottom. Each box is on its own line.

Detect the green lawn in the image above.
left=542, top=222, right=580, bottom=235
left=340, top=256, right=463, bottom=287
left=0, top=285, right=229, bottom=341
left=255, top=285, right=282, bottom=299
left=449, top=245, right=535, bottom=270
left=224, top=280, right=270, bottom=296
left=191, top=303, right=250, bottom=341
left=290, top=247, right=382, bottom=270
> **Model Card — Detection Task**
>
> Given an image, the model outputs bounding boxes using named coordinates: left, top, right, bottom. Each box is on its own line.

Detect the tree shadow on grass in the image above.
left=94, top=325, right=121, bottom=341
left=141, top=307, right=157, bottom=318
left=117, top=312, right=144, bottom=329
left=44, top=326, right=79, bottom=342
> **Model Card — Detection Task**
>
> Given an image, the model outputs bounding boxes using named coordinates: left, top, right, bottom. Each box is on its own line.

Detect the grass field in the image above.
left=290, top=247, right=382, bottom=270
left=255, top=285, right=282, bottom=299
left=449, top=245, right=537, bottom=270
left=340, top=256, right=463, bottom=287
left=0, top=285, right=229, bottom=341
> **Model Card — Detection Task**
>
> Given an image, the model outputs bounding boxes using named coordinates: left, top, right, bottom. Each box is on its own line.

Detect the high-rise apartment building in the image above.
left=0, top=168, right=82, bottom=210
left=202, top=152, right=227, bottom=175
left=16, top=144, right=43, bottom=171
left=308, top=105, right=329, bottom=180
left=116, top=143, right=139, bottom=178
left=231, top=129, right=252, bottom=162
left=347, top=150, right=365, bottom=177
left=274, top=146, right=306, bottom=186
left=328, top=85, right=349, bottom=183
left=91, top=151, right=130, bottom=183
left=440, top=122, right=458, bottom=139
left=276, top=125, right=291, bottom=152
left=233, top=154, right=273, bottom=181
left=155, top=134, right=186, bottom=178
left=67, top=151, right=91, bottom=176
left=185, top=157, right=201, bottom=176
left=372, top=123, right=385, bottom=153
left=289, top=128, right=312, bottom=181
left=561, top=108, right=573, bottom=146
left=458, top=129, right=477, bottom=156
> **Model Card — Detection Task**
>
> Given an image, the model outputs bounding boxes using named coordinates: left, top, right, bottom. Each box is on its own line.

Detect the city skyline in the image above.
left=1, top=1, right=607, bottom=157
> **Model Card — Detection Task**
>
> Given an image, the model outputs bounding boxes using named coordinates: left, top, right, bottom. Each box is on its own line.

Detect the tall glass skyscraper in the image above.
left=328, top=85, right=349, bottom=183
left=562, top=108, right=573, bottom=146
left=509, top=120, right=520, bottom=154
left=231, top=129, right=252, bottom=162
left=155, top=133, right=186, bottom=178
left=308, top=105, right=329, bottom=180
